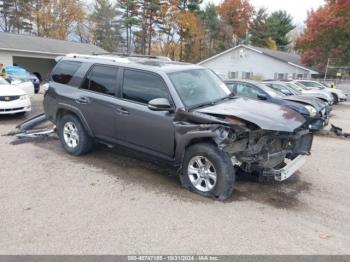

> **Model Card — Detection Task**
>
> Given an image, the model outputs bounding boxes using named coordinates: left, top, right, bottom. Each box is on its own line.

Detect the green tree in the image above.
left=0, top=0, right=32, bottom=33
left=0, top=0, right=14, bottom=32
left=265, top=10, right=295, bottom=51
left=90, top=0, right=121, bottom=52
left=118, top=0, right=140, bottom=53
left=177, top=0, right=203, bottom=12
left=200, top=3, right=220, bottom=56
left=249, top=7, right=268, bottom=47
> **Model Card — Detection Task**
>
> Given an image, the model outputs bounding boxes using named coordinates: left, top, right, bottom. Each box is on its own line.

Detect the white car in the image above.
left=0, top=77, right=31, bottom=115
left=295, top=80, right=348, bottom=104
left=286, top=81, right=334, bottom=105
left=10, top=79, right=35, bottom=96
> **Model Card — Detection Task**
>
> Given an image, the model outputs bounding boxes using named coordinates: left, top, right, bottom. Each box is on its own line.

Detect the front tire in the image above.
left=332, top=93, right=339, bottom=104
left=180, top=143, right=235, bottom=200
left=58, top=114, right=93, bottom=156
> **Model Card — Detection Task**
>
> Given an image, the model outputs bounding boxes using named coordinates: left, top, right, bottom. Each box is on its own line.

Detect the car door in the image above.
left=76, top=64, right=120, bottom=141
left=113, top=68, right=175, bottom=158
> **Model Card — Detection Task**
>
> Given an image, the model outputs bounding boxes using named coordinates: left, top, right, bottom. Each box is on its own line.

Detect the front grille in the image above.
left=0, top=96, right=20, bottom=102
left=0, top=107, right=24, bottom=112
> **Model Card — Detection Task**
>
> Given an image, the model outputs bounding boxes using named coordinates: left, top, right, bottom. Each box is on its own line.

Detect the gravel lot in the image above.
left=1, top=93, right=350, bottom=255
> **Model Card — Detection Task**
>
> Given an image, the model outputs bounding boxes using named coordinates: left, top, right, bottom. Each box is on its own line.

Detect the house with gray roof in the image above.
left=0, top=32, right=105, bottom=81
left=199, top=44, right=319, bottom=80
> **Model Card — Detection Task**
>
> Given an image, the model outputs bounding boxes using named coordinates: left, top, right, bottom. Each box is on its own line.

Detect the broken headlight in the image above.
left=304, top=105, right=317, bottom=117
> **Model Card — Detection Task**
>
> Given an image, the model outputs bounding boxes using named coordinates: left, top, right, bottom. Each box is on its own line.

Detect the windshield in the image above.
left=0, top=77, right=9, bottom=85
left=298, top=81, right=325, bottom=90
left=293, top=81, right=314, bottom=90
left=168, top=69, right=231, bottom=108
left=8, top=71, right=32, bottom=80
left=265, top=83, right=293, bottom=96
left=285, top=83, right=303, bottom=94
left=256, top=83, right=282, bottom=98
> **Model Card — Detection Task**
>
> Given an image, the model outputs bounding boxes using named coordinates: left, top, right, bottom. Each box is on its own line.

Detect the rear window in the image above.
left=51, top=61, right=82, bottom=85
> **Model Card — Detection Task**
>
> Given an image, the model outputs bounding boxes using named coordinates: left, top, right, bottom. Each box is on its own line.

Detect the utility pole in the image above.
left=324, top=58, right=330, bottom=82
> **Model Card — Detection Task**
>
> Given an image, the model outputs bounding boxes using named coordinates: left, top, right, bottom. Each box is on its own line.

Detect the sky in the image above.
left=207, top=0, right=325, bottom=24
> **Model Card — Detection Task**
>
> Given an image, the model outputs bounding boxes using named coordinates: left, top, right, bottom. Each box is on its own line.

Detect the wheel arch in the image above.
left=56, top=104, right=94, bottom=137
left=174, top=130, right=218, bottom=165
left=331, top=92, right=339, bottom=104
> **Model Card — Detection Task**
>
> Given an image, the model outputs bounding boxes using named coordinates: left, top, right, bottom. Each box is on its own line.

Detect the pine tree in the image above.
left=201, top=3, right=220, bottom=56
left=265, top=11, right=295, bottom=51
left=90, top=0, right=122, bottom=52
left=249, top=7, right=268, bottom=47
left=118, top=0, right=140, bottom=53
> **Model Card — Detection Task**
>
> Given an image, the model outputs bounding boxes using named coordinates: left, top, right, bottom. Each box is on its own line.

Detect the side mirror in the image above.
left=257, top=94, right=268, bottom=100
left=148, top=98, right=174, bottom=112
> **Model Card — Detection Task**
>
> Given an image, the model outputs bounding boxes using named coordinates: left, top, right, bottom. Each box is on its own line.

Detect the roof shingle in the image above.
left=0, top=32, right=105, bottom=55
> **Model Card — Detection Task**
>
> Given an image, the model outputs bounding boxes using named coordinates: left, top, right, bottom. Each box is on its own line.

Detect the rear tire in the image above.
left=180, top=143, right=235, bottom=200
left=58, top=114, right=93, bottom=156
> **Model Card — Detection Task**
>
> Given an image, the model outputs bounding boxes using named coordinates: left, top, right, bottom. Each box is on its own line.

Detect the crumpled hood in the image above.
left=283, top=95, right=326, bottom=111
left=0, top=84, right=26, bottom=96
left=195, top=97, right=305, bottom=132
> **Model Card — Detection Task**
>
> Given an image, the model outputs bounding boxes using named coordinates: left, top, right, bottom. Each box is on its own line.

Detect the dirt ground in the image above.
left=1, top=93, right=350, bottom=255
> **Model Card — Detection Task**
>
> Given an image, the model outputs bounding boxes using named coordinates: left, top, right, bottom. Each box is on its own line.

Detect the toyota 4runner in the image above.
left=44, top=54, right=313, bottom=200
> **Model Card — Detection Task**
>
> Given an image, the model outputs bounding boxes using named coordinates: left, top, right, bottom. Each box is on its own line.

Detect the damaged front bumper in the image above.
left=264, top=155, right=308, bottom=181
left=222, top=129, right=313, bottom=181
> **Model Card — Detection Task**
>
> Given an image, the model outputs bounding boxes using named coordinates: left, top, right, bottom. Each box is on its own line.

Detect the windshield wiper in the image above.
left=189, top=94, right=236, bottom=110
left=189, top=101, right=216, bottom=110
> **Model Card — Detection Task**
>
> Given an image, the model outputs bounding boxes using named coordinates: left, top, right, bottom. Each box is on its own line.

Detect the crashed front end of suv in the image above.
left=175, top=97, right=313, bottom=182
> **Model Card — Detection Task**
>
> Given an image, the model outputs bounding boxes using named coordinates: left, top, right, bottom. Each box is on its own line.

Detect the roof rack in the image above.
left=92, top=52, right=172, bottom=61
left=65, top=53, right=131, bottom=64
left=92, top=52, right=154, bottom=58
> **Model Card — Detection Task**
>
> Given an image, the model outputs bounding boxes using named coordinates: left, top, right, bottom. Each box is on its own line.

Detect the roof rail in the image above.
left=92, top=52, right=172, bottom=61
left=93, top=52, right=155, bottom=58
left=65, top=53, right=130, bottom=64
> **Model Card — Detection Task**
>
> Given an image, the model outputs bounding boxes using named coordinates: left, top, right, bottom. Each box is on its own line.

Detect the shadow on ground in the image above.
left=31, top=138, right=311, bottom=209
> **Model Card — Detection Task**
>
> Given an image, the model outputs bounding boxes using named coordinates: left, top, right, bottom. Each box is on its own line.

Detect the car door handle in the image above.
left=75, top=97, right=90, bottom=104
left=116, top=108, right=129, bottom=115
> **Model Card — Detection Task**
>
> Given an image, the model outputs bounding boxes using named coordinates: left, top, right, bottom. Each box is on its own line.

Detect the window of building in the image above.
left=228, top=72, right=238, bottom=79
left=242, top=72, right=253, bottom=80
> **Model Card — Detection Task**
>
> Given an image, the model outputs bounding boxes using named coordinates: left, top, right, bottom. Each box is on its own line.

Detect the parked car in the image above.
left=289, top=80, right=335, bottom=104
left=43, top=54, right=313, bottom=200
left=3, top=66, right=40, bottom=94
left=264, top=80, right=332, bottom=117
left=294, top=80, right=348, bottom=104
left=224, top=80, right=329, bottom=131
left=0, top=77, right=31, bottom=115
left=264, top=80, right=334, bottom=105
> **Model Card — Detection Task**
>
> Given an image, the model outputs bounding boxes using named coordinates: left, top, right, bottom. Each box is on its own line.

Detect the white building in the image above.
left=0, top=32, right=105, bottom=81
left=199, top=44, right=319, bottom=80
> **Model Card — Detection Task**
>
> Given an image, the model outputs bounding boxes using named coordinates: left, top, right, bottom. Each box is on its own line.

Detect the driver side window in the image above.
left=122, top=69, right=170, bottom=104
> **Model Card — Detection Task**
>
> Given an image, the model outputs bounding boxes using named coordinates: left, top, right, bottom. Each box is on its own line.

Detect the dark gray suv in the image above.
left=44, top=54, right=313, bottom=200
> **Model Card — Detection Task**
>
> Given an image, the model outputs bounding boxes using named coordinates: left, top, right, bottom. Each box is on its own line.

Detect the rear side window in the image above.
left=81, top=65, right=118, bottom=96
left=51, top=61, right=82, bottom=84
left=122, top=69, right=169, bottom=104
